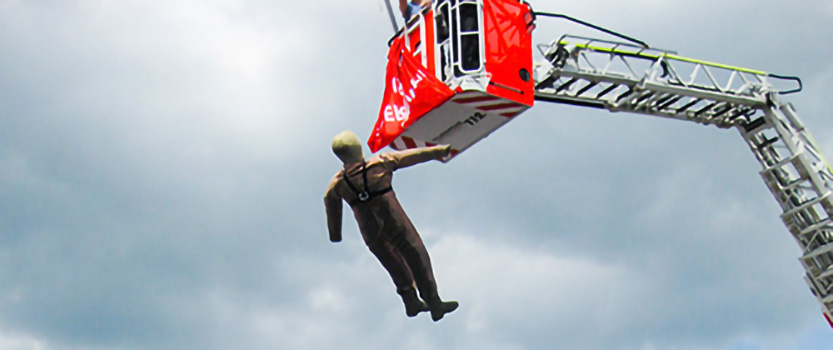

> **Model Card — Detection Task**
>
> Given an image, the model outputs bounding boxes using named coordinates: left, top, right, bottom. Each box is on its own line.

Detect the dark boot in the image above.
left=426, top=297, right=459, bottom=322
left=398, top=288, right=429, bottom=317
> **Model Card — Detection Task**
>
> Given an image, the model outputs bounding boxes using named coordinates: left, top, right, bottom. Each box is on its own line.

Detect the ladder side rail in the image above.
left=536, top=67, right=767, bottom=128
left=769, top=105, right=833, bottom=198
left=738, top=100, right=833, bottom=319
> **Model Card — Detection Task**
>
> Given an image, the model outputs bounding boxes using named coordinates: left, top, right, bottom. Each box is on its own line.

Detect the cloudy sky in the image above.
left=1, top=0, right=832, bottom=349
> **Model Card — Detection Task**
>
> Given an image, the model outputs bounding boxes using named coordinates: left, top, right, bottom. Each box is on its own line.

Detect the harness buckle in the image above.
left=358, top=192, right=371, bottom=201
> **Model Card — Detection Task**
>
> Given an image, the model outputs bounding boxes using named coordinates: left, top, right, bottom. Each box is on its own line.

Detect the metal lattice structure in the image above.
left=534, top=35, right=833, bottom=322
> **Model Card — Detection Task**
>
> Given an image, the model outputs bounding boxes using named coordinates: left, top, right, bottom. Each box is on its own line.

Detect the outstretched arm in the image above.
left=389, top=145, right=451, bottom=170
left=324, top=176, right=343, bottom=243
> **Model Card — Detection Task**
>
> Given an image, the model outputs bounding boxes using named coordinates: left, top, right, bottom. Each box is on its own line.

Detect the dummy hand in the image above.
left=439, top=145, right=452, bottom=158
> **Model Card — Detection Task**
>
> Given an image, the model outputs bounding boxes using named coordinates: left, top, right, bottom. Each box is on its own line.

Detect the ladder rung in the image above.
left=818, top=267, right=833, bottom=280
left=556, top=78, right=579, bottom=93
left=781, top=193, right=832, bottom=219
left=781, top=179, right=806, bottom=191
left=575, top=81, right=598, bottom=97
left=711, top=104, right=733, bottom=119
left=743, top=117, right=768, bottom=134
left=803, top=243, right=833, bottom=261
left=761, top=154, right=799, bottom=173
left=616, top=87, right=635, bottom=102
left=800, top=222, right=833, bottom=243
left=535, top=75, right=556, bottom=90
left=694, top=102, right=719, bottom=116
left=653, top=94, right=674, bottom=107
left=657, top=96, right=682, bottom=110
left=634, top=92, right=655, bottom=105
left=596, top=83, right=619, bottom=98
left=762, top=173, right=804, bottom=192
left=761, top=167, right=808, bottom=190
left=676, top=99, right=700, bottom=113
left=756, top=136, right=780, bottom=153
left=727, top=108, right=754, bottom=123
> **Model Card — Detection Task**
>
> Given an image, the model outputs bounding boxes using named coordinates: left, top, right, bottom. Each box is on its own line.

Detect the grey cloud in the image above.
left=1, top=1, right=832, bottom=350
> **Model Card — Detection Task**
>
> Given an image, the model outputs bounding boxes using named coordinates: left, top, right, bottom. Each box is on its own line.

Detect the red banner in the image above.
left=367, top=37, right=454, bottom=153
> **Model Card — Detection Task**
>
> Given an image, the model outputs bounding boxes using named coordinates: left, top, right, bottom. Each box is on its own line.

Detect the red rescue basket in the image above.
left=368, top=0, right=536, bottom=161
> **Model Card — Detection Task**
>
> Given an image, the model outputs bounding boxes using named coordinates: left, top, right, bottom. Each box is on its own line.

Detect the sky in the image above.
left=0, top=0, right=832, bottom=349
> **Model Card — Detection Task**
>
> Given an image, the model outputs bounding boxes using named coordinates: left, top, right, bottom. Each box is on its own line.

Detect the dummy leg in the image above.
left=367, top=240, right=429, bottom=317
left=388, top=228, right=458, bottom=321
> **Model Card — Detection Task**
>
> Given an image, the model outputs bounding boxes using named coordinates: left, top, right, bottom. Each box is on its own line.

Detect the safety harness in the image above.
left=343, top=161, right=392, bottom=203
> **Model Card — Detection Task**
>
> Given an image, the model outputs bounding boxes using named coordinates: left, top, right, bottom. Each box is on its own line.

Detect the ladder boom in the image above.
left=534, top=35, right=833, bottom=324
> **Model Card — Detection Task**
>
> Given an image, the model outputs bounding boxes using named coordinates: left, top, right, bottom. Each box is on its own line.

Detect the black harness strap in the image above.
left=343, top=161, right=392, bottom=203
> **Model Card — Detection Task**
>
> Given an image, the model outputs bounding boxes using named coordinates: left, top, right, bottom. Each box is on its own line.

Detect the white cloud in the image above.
left=306, top=286, right=351, bottom=313
left=428, top=233, right=659, bottom=348
left=0, top=332, right=44, bottom=350
left=0, top=0, right=331, bottom=165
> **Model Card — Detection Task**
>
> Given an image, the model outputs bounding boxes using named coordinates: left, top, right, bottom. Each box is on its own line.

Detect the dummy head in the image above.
left=331, top=130, right=364, bottom=164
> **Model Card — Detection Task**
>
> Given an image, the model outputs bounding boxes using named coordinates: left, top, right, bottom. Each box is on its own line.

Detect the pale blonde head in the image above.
left=331, top=130, right=364, bottom=164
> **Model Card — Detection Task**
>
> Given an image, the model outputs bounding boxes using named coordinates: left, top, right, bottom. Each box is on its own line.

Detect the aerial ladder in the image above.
left=533, top=36, right=833, bottom=326
left=374, top=0, right=833, bottom=328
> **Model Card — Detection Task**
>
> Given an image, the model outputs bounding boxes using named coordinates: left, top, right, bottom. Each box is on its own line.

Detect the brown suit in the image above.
left=325, top=146, right=449, bottom=301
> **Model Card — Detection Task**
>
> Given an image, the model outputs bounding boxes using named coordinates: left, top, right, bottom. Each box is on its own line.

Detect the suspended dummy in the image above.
left=324, top=130, right=458, bottom=321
